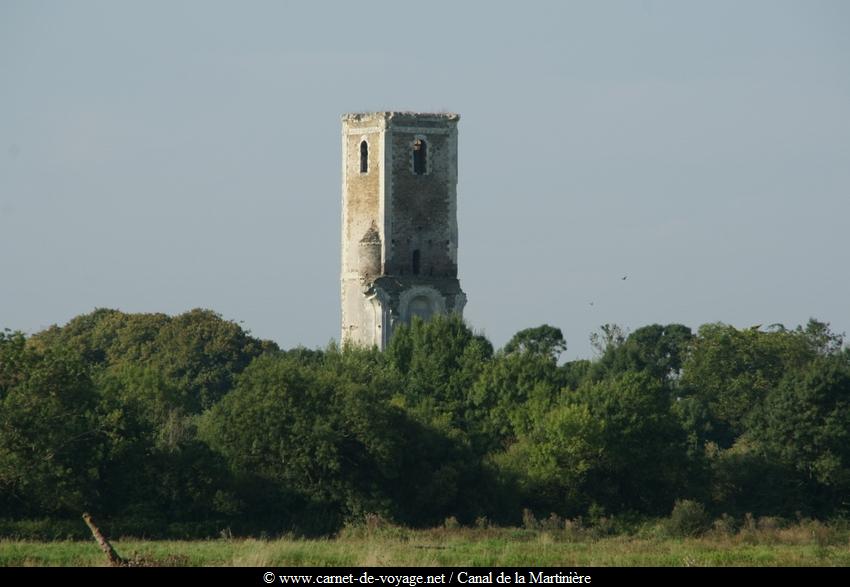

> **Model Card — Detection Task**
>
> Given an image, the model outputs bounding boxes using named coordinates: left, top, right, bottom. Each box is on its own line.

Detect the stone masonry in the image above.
left=341, top=112, right=466, bottom=349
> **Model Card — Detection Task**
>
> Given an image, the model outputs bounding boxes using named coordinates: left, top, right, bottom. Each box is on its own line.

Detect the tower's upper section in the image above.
left=341, top=112, right=460, bottom=284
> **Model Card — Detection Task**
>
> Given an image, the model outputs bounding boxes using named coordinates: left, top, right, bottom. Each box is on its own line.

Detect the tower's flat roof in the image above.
left=342, top=111, right=459, bottom=122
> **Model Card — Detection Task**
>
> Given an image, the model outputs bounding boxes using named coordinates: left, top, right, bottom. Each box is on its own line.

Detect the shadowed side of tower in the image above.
left=341, top=112, right=466, bottom=349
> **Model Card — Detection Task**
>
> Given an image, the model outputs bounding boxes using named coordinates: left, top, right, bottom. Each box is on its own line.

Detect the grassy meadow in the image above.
left=2, top=519, right=850, bottom=567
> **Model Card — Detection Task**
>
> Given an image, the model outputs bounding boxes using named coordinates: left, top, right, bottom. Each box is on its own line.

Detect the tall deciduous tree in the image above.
left=589, top=324, right=693, bottom=383
left=680, top=322, right=823, bottom=448
left=503, top=325, right=567, bottom=363
left=747, top=354, right=850, bottom=513
left=32, top=308, right=278, bottom=412
left=387, top=314, right=493, bottom=425
left=577, top=372, right=691, bottom=514
left=0, top=332, right=102, bottom=516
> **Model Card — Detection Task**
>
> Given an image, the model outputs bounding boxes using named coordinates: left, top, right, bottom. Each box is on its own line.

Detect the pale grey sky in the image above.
left=2, top=1, right=849, bottom=359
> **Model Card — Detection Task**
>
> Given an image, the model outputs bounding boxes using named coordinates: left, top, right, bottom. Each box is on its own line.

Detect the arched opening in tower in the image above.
left=413, top=138, right=427, bottom=175
left=409, top=296, right=433, bottom=321
left=412, top=249, right=421, bottom=275
left=360, top=140, right=368, bottom=173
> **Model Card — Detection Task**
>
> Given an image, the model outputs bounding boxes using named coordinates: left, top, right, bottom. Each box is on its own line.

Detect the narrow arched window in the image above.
left=412, top=250, right=421, bottom=275
left=413, top=138, right=427, bottom=175
left=359, top=140, right=368, bottom=173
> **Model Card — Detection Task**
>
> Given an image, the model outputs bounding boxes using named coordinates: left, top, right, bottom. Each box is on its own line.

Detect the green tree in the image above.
left=796, top=319, right=845, bottom=356
left=387, top=314, right=493, bottom=425
left=29, top=308, right=169, bottom=366
left=494, top=402, right=604, bottom=516
left=468, top=351, right=564, bottom=454
left=680, top=322, right=821, bottom=448
left=150, top=309, right=276, bottom=411
left=747, top=354, right=850, bottom=513
left=493, top=371, right=691, bottom=517
left=589, top=324, right=693, bottom=383
left=706, top=438, right=803, bottom=517
left=94, top=364, right=234, bottom=523
left=199, top=352, right=406, bottom=524
left=0, top=333, right=102, bottom=516
left=589, top=323, right=627, bottom=356
left=503, top=325, right=566, bottom=363
left=578, top=372, right=691, bottom=514
left=31, top=308, right=278, bottom=412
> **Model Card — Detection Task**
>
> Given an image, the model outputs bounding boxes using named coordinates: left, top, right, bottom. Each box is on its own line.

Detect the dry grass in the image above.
left=1, top=518, right=849, bottom=567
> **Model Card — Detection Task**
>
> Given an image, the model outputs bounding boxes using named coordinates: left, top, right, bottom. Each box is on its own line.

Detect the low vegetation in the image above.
left=2, top=515, right=850, bottom=566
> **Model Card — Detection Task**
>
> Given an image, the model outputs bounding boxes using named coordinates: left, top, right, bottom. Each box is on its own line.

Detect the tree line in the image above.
left=0, top=309, right=848, bottom=537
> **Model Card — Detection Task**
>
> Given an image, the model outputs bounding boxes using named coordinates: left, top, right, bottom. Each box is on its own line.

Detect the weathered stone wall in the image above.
left=386, top=126, right=457, bottom=278
left=340, top=114, right=385, bottom=347
left=341, top=114, right=383, bottom=280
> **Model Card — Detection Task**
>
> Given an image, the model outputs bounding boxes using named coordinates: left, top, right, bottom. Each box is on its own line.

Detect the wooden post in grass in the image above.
left=82, top=512, right=126, bottom=567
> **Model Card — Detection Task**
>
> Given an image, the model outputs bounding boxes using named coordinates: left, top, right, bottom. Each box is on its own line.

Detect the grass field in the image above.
left=2, top=520, right=849, bottom=566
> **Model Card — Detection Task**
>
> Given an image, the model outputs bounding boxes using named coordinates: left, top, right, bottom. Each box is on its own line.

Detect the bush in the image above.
left=521, top=508, right=538, bottom=530
left=666, top=499, right=710, bottom=537
left=0, top=518, right=88, bottom=541
left=711, top=513, right=737, bottom=536
left=337, top=513, right=410, bottom=541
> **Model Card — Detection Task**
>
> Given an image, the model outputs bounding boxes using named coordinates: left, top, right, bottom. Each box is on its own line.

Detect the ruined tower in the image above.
left=341, top=112, right=466, bottom=349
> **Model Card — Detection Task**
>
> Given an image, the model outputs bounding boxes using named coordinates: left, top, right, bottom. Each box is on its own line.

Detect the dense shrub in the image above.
left=666, top=500, right=710, bottom=537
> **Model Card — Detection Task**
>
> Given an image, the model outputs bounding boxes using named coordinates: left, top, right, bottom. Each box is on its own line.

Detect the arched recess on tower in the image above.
left=398, top=286, right=447, bottom=325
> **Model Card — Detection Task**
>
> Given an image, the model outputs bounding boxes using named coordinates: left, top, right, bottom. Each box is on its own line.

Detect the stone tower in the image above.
left=341, top=112, right=467, bottom=349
